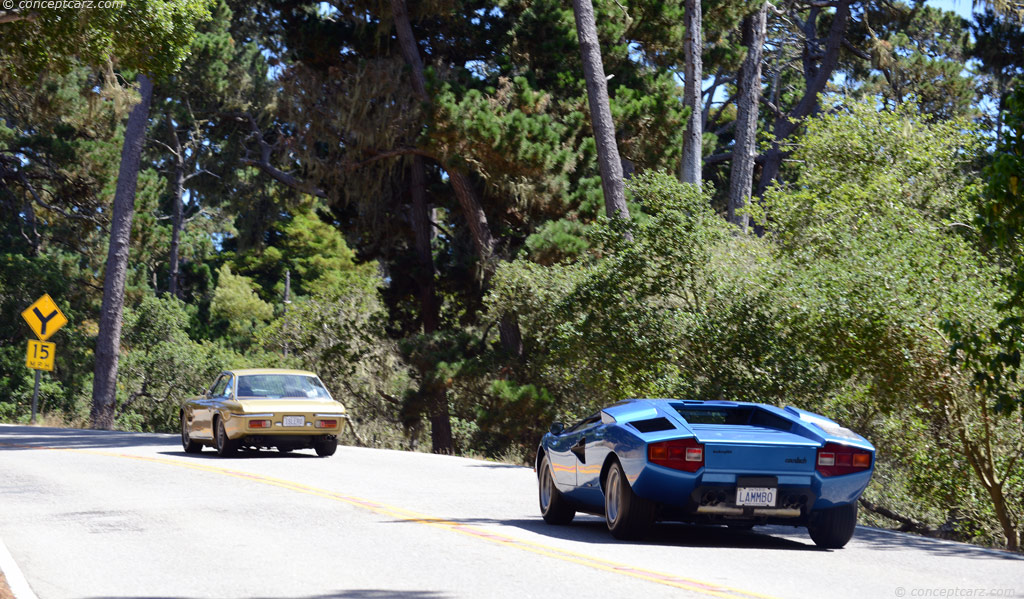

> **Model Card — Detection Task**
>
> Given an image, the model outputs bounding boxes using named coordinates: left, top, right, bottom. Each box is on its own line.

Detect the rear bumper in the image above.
left=632, top=463, right=870, bottom=522
left=223, top=413, right=347, bottom=439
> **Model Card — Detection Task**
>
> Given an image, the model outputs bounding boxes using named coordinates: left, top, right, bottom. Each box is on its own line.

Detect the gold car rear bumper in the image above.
left=223, top=412, right=347, bottom=439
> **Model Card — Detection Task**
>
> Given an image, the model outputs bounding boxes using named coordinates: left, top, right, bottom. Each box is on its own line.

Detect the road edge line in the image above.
left=0, top=536, right=37, bottom=599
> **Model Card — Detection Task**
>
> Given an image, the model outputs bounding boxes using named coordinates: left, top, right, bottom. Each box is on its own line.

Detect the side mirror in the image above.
left=550, top=422, right=565, bottom=435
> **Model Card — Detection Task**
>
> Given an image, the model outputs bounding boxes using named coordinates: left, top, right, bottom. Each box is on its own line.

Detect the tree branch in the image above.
left=859, top=497, right=942, bottom=536
left=704, top=151, right=733, bottom=165
left=184, top=168, right=218, bottom=182
left=13, top=168, right=97, bottom=222
left=428, top=217, right=455, bottom=238
left=345, top=147, right=437, bottom=172
left=237, top=113, right=327, bottom=199
left=149, top=138, right=181, bottom=158
left=759, top=100, right=784, bottom=122
left=842, top=38, right=871, bottom=61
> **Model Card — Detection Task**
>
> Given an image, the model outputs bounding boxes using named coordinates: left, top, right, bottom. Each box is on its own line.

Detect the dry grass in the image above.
left=0, top=411, right=88, bottom=429
left=0, top=571, right=15, bottom=599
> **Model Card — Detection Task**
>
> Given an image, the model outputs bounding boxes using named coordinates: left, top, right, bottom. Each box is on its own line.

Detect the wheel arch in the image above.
left=535, top=445, right=548, bottom=476
left=599, top=452, right=621, bottom=493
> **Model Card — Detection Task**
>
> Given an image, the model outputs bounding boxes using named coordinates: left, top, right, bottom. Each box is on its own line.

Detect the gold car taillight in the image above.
left=315, top=419, right=338, bottom=429
left=249, top=419, right=272, bottom=429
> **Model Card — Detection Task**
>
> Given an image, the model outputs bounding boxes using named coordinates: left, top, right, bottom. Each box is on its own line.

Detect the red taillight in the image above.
left=817, top=442, right=873, bottom=476
left=249, top=419, right=271, bottom=429
left=315, top=420, right=338, bottom=429
left=648, top=438, right=704, bottom=472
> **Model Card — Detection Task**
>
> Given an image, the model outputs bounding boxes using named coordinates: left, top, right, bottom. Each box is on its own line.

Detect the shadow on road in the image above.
left=852, top=526, right=1024, bottom=561
left=0, top=425, right=174, bottom=450
left=387, top=513, right=1024, bottom=559
left=519, top=518, right=822, bottom=550
left=383, top=512, right=820, bottom=551
left=83, top=591, right=452, bottom=599
left=0, top=426, right=324, bottom=459
left=467, top=461, right=529, bottom=470
left=157, top=449, right=320, bottom=459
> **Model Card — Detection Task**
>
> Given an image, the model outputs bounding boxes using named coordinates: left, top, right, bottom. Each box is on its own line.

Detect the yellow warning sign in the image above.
left=21, top=294, right=68, bottom=342
left=26, top=339, right=56, bottom=371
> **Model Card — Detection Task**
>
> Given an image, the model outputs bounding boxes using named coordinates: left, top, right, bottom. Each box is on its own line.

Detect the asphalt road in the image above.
left=0, top=424, right=1021, bottom=599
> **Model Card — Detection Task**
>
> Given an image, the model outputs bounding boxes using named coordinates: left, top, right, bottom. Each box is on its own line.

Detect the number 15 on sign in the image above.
left=26, top=339, right=55, bottom=371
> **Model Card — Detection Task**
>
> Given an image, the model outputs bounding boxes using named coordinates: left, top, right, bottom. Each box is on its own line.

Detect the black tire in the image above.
left=604, top=459, right=655, bottom=540
left=181, top=413, right=203, bottom=454
left=538, top=455, right=575, bottom=525
left=214, top=417, right=239, bottom=457
left=807, top=503, right=858, bottom=549
left=314, top=437, right=337, bottom=457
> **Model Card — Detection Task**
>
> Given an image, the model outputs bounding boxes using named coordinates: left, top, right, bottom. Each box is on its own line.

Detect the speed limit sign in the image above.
left=26, top=339, right=56, bottom=371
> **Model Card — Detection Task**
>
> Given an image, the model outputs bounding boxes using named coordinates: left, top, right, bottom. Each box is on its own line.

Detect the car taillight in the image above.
left=817, top=442, right=873, bottom=476
left=648, top=438, right=704, bottom=472
left=315, top=420, right=338, bottom=429
left=249, top=419, right=271, bottom=429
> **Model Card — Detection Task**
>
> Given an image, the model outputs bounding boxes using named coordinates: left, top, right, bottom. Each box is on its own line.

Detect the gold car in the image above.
left=180, top=368, right=347, bottom=457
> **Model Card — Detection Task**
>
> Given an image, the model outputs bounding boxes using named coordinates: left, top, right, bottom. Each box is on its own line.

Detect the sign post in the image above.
left=21, top=295, right=67, bottom=424
left=31, top=371, right=40, bottom=425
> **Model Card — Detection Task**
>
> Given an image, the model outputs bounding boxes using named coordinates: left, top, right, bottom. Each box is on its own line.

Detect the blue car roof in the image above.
left=600, top=398, right=873, bottom=451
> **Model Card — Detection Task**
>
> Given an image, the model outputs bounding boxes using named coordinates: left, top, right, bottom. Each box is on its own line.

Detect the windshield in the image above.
left=236, top=374, right=332, bottom=399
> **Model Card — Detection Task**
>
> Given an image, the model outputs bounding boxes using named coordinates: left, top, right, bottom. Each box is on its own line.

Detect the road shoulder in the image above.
left=0, top=536, right=35, bottom=599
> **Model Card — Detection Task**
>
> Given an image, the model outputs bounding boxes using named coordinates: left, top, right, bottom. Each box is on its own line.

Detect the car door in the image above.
left=548, top=413, right=601, bottom=488
left=192, top=374, right=229, bottom=439
left=576, top=416, right=609, bottom=490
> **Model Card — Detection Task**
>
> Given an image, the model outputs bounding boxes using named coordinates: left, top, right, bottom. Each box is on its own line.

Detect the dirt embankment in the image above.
left=0, top=571, right=14, bottom=599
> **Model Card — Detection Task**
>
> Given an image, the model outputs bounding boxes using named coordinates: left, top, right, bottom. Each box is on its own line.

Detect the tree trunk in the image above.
left=572, top=0, right=631, bottom=221
left=448, top=168, right=497, bottom=263
left=728, top=2, right=768, bottom=231
left=166, top=112, right=185, bottom=298
left=391, top=0, right=496, bottom=263
left=410, top=156, right=439, bottom=334
left=409, top=154, right=452, bottom=454
left=989, top=482, right=1019, bottom=551
left=679, top=0, right=703, bottom=185
left=392, top=0, right=524, bottom=452
left=757, top=0, right=852, bottom=196
left=91, top=73, right=153, bottom=430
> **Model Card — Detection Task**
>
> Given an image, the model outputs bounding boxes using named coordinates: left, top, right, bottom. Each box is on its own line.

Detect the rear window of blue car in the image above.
left=673, top=407, right=750, bottom=425
left=670, top=403, right=792, bottom=431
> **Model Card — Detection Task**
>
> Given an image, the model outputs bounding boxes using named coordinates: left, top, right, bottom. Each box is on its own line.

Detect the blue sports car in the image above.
left=536, top=399, right=875, bottom=548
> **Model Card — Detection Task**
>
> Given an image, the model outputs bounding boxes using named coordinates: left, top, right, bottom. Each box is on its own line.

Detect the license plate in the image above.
left=283, top=416, right=305, bottom=427
left=736, top=486, right=777, bottom=507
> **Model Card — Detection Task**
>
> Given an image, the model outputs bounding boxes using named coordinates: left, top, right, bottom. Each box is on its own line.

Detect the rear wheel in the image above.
left=538, top=455, right=575, bottom=525
left=181, top=413, right=203, bottom=454
left=314, top=437, right=337, bottom=457
left=807, top=503, right=858, bottom=549
left=604, top=460, right=655, bottom=540
left=214, top=417, right=239, bottom=457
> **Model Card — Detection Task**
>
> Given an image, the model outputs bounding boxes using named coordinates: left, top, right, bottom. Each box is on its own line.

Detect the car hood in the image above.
left=230, top=398, right=347, bottom=414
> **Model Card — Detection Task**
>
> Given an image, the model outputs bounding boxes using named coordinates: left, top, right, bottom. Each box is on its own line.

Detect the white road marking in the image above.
left=0, top=534, right=38, bottom=599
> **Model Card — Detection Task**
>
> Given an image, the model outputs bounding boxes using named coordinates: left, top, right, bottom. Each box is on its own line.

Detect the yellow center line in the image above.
left=1, top=442, right=780, bottom=599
